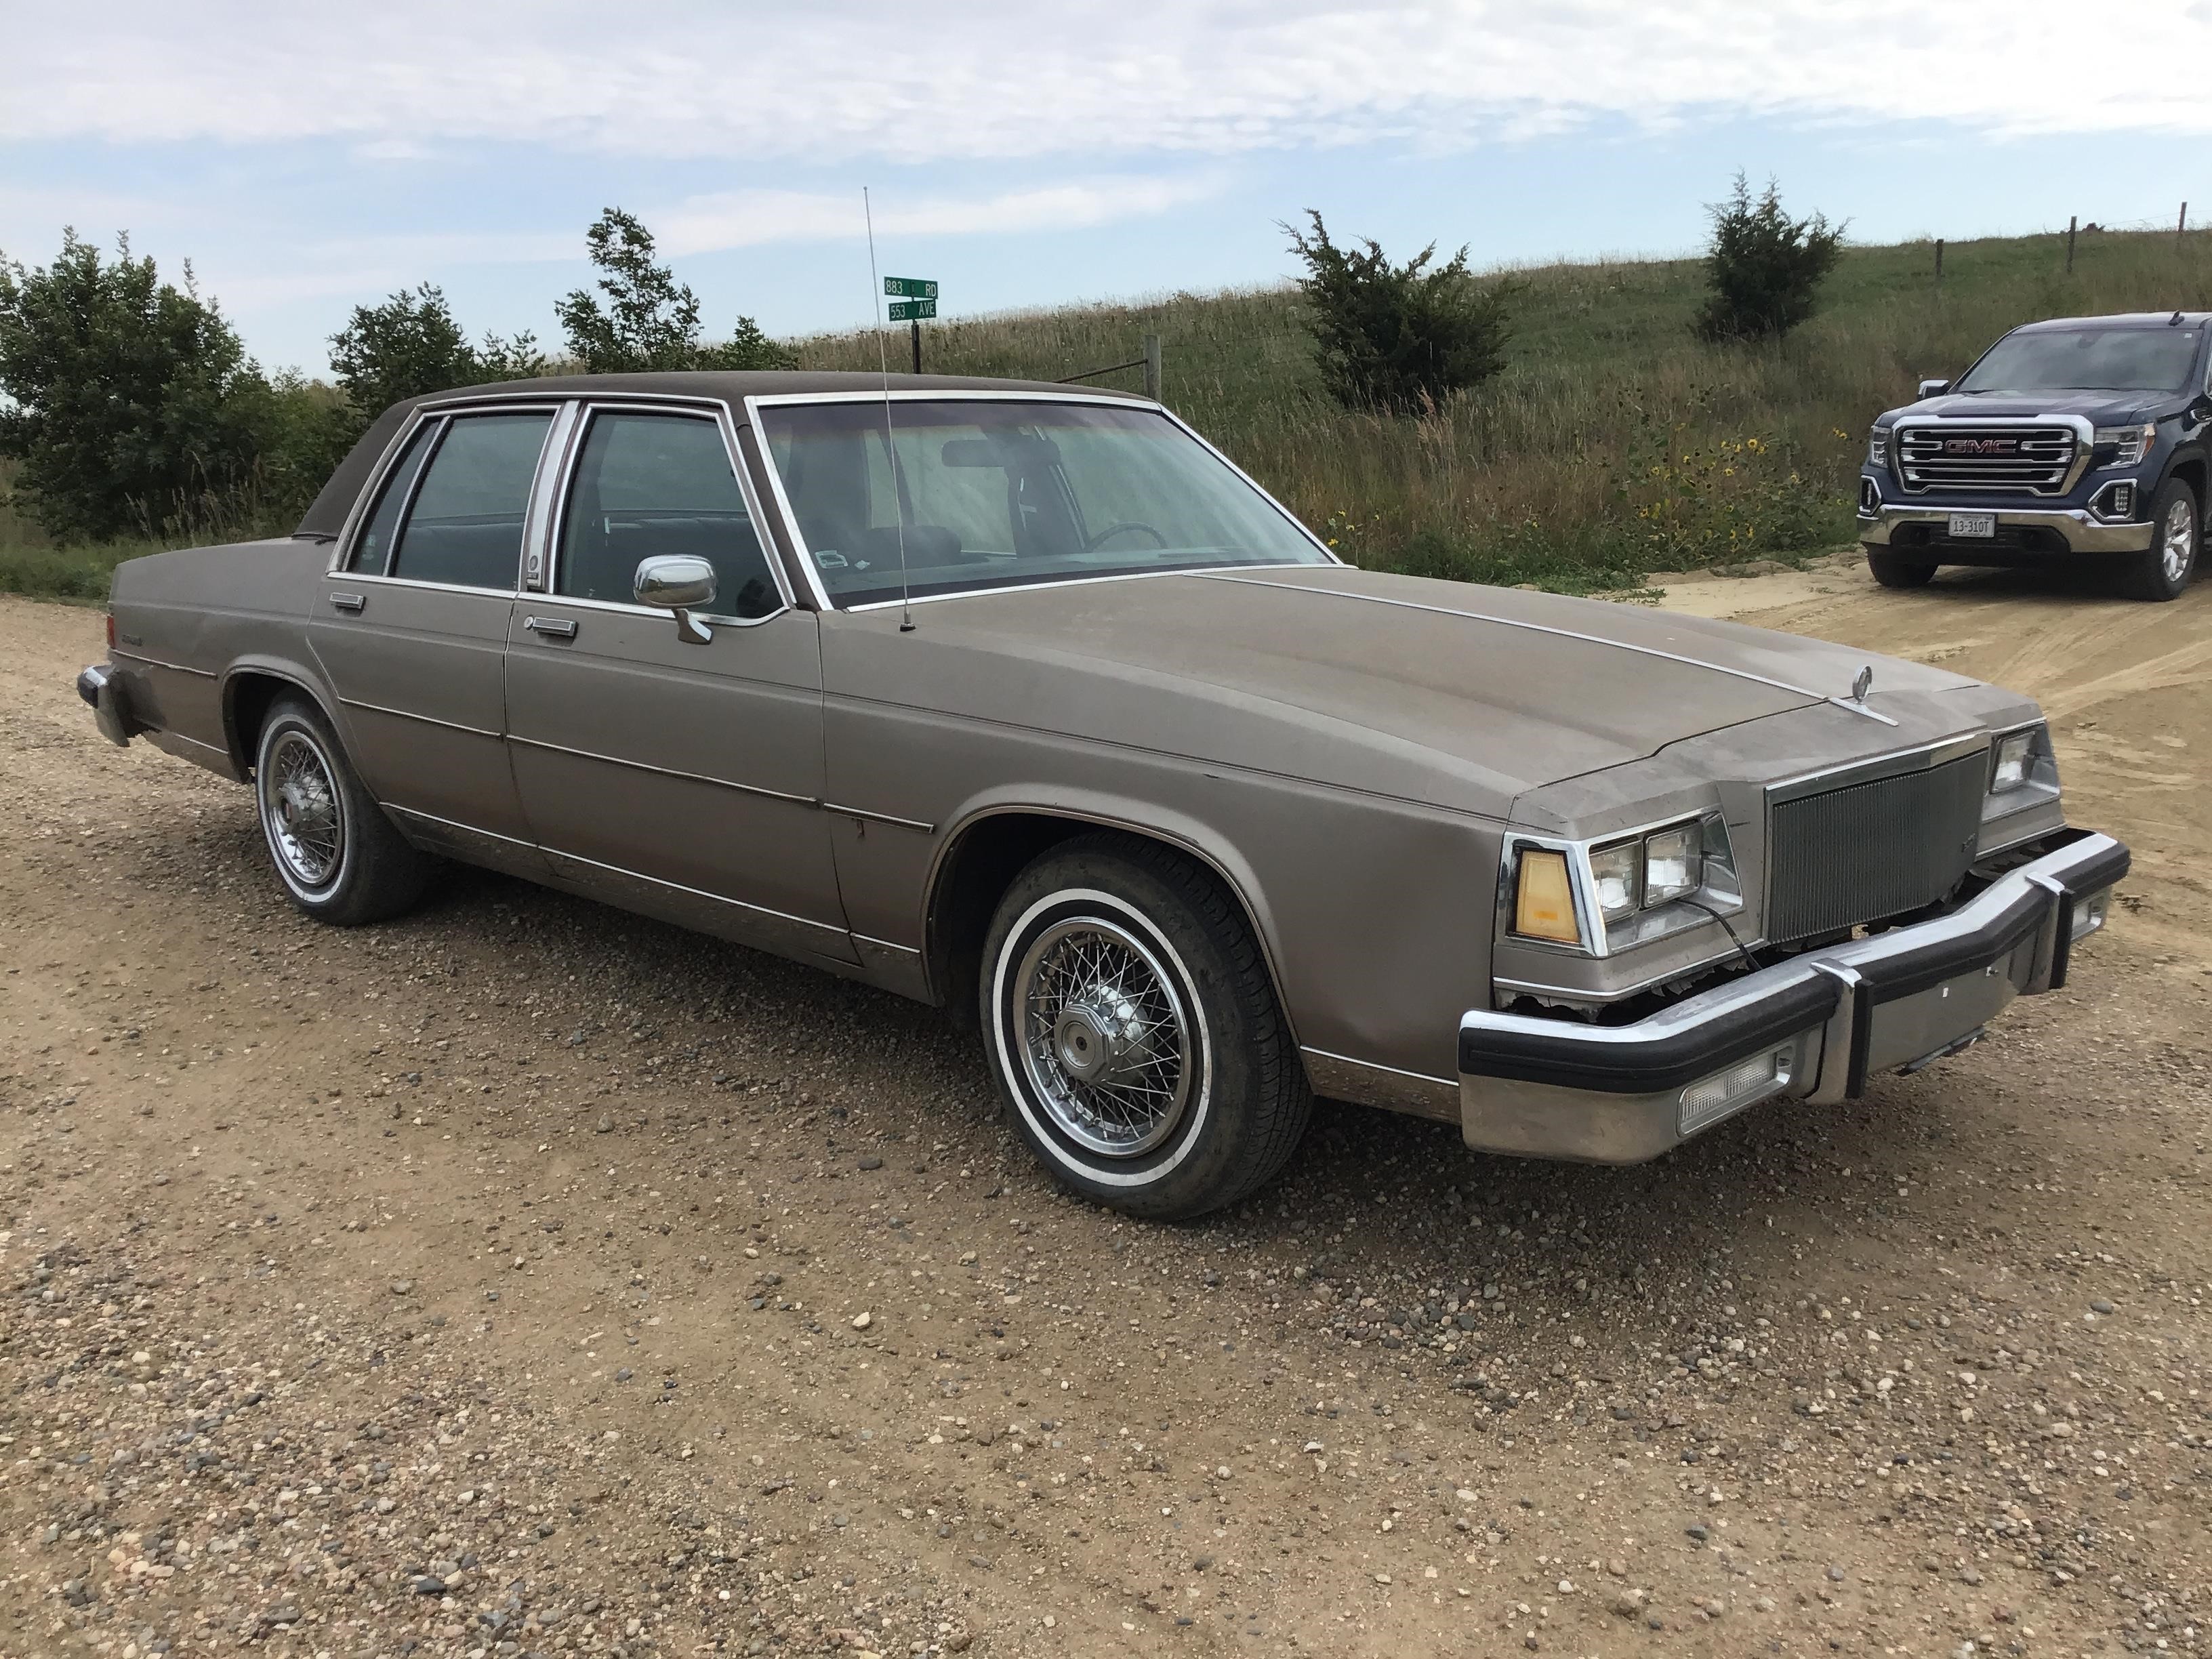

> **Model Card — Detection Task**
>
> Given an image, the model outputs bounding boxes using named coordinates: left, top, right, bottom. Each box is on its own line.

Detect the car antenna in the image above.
left=863, top=186, right=915, bottom=633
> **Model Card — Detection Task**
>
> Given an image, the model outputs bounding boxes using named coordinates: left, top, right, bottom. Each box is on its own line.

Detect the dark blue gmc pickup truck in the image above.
left=1858, top=311, right=2211, bottom=600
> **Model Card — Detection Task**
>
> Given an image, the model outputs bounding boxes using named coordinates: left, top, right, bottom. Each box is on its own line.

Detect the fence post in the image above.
left=1143, top=333, right=1162, bottom=402
left=1934, top=238, right=1944, bottom=285
left=2066, top=215, right=2077, bottom=273
left=2182, top=203, right=2191, bottom=248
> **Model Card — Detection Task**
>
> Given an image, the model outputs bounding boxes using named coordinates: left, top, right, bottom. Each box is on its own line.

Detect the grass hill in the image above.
left=9, top=226, right=2212, bottom=601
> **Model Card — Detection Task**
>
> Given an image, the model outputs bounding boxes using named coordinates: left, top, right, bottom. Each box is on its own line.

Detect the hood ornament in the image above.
left=1851, top=665, right=1875, bottom=704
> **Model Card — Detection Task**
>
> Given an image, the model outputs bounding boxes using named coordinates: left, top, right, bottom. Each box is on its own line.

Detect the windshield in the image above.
left=1954, top=327, right=2202, bottom=394
left=756, top=398, right=1330, bottom=607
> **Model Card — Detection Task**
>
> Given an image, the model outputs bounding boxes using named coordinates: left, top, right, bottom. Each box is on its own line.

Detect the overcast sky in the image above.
left=7, top=1, right=2211, bottom=374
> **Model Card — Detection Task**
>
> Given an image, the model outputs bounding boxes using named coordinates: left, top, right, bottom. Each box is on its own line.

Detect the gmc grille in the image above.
left=1766, top=755, right=1987, bottom=943
left=1896, top=425, right=2076, bottom=495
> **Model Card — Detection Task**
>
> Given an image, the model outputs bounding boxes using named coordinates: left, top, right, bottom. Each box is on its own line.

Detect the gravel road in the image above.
left=2, top=556, right=2208, bottom=1659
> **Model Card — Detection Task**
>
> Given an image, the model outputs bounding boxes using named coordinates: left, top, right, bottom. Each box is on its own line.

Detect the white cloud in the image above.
left=6, top=1, right=2207, bottom=163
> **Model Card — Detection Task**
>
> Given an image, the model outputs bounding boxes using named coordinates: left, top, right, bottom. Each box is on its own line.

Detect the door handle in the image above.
left=523, top=616, right=578, bottom=640
left=328, top=592, right=366, bottom=613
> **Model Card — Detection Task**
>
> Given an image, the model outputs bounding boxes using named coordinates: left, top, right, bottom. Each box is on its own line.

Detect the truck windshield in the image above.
left=1955, top=327, right=2202, bottom=394
left=756, top=398, right=1330, bottom=607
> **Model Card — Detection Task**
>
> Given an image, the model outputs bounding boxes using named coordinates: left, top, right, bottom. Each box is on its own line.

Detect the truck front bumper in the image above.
left=1857, top=502, right=2154, bottom=554
left=1457, top=831, right=2128, bottom=1162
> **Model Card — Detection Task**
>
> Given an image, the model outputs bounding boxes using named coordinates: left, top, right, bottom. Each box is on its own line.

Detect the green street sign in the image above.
left=884, top=276, right=938, bottom=300
left=888, top=298, right=937, bottom=321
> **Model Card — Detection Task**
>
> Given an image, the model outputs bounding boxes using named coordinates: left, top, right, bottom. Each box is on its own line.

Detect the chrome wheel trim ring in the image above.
left=989, top=888, right=1214, bottom=1187
left=260, top=728, right=346, bottom=893
left=1012, top=914, right=1195, bottom=1158
left=2162, top=496, right=2195, bottom=584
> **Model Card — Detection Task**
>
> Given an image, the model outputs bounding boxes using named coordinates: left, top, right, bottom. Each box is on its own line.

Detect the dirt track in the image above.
left=1, top=556, right=2208, bottom=1659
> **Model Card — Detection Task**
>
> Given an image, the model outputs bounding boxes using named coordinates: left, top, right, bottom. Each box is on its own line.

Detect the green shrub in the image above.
left=329, top=285, right=546, bottom=419
left=556, top=209, right=792, bottom=373
left=1695, top=176, right=1844, bottom=343
left=0, top=232, right=274, bottom=541
left=1284, top=211, right=1521, bottom=413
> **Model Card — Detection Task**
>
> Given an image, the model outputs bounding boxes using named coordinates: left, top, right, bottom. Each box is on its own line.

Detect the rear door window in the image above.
left=555, top=411, right=781, bottom=619
left=386, top=411, right=553, bottom=590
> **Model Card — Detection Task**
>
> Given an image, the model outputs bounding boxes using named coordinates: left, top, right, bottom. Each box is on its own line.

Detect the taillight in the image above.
left=105, top=612, right=116, bottom=649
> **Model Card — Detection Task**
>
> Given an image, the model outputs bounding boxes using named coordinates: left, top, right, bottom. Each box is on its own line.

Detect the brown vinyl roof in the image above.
left=295, top=369, right=1151, bottom=541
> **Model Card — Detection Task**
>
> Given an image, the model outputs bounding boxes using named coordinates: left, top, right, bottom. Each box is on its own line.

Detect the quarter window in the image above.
left=384, top=412, right=553, bottom=590
left=348, top=422, right=436, bottom=576
left=556, top=411, right=780, bottom=620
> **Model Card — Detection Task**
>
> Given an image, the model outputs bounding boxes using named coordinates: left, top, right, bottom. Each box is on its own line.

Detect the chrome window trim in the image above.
left=331, top=401, right=565, bottom=588
left=544, top=398, right=795, bottom=625
left=522, top=402, right=583, bottom=591
left=317, top=571, right=521, bottom=601
left=742, top=390, right=1340, bottom=613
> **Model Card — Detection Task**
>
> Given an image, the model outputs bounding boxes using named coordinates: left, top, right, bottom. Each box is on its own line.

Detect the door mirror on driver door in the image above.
left=634, top=556, right=718, bottom=645
left=1918, top=378, right=1951, bottom=399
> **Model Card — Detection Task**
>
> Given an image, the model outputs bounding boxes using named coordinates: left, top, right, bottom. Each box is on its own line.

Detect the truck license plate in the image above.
left=1947, top=511, right=1997, bottom=539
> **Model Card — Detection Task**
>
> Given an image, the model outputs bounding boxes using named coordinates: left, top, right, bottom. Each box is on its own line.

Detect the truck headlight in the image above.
left=1866, top=426, right=1889, bottom=468
left=1990, top=729, right=2036, bottom=793
left=2093, top=422, right=2155, bottom=466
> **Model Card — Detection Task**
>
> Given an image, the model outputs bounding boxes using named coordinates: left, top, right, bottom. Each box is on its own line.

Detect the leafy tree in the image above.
left=556, top=207, right=791, bottom=373
left=329, top=284, right=544, bottom=419
left=1284, top=210, right=1521, bottom=413
left=1695, top=174, right=1844, bottom=343
left=0, top=230, right=272, bottom=541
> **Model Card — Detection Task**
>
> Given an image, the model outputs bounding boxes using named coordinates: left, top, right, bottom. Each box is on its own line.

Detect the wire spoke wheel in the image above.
left=261, top=730, right=344, bottom=890
left=1013, top=916, right=1195, bottom=1158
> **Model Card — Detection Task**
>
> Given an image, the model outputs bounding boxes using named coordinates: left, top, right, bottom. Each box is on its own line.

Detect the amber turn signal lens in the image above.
left=1513, top=848, right=1580, bottom=944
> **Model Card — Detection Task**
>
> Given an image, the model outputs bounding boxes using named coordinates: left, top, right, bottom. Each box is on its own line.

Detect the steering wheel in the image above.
left=1085, top=520, right=1169, bottom=553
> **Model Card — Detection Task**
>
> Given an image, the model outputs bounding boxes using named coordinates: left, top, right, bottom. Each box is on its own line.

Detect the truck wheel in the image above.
left=1866, top=548, right=1936, bottom=589
left=979, top=832, right=1311, bottom=1221
left=2121, top=477, right=2199, bottom=601
left=254, top=696, right=431, bottom=924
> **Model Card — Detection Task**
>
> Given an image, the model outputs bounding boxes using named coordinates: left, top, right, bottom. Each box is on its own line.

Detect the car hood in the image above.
left=1901, top=390, right=2158, bottom=422
left=825, top=565, right=1985, bottom=808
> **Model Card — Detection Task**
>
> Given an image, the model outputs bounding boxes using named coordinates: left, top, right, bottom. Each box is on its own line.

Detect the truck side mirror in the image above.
left=1917, top=378, right=1952, bottom=399
left=634, top=555, right=718, bottom=645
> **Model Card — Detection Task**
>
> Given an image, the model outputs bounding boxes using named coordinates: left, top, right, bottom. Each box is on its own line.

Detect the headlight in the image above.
left=2093, top=422, right=2155, bottom=466
left=1589, top=842, right=1642, bottom=924
left=1512, top=848, right=1580, bottom=944
left=1866, top=426, right=1889, bottom=468
left=1643, top=822, right=1703, bottom=905
left=1990, top=729, right=2036, bottom=793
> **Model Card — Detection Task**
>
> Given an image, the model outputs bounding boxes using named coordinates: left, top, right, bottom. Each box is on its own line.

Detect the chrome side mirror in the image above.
left=1917, top=377, right=1952, bottom=400
left=634, top=556, right=717, bottom=644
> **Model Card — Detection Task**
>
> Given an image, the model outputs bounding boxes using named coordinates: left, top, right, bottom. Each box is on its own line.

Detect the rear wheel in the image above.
left=2120, top=477, right=2198, bottom=601
left=1866, top=548, right=1936, bottom=589
left=254, top=696, right=431, bottom=924
left=979, top=833, right=1310, bottom=1221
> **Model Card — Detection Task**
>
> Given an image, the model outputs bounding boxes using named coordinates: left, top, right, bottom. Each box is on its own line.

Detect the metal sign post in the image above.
left=886, top=278, right=937, bottom=371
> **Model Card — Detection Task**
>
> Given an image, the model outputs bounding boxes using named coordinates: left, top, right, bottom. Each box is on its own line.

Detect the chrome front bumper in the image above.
left=76, top=663, right=134, bottom=747
left=1457, top=831, right=2129, bottom=1162
left=1857, top=502, right=2154, bottom=554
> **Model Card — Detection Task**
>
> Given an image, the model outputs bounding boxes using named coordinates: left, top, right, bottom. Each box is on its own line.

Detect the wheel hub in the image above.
left=1051, top=996, right=1143, bottom=1084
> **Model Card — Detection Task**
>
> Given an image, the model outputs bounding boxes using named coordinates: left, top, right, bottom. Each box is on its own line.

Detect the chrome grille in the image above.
left=1896, top=424, right=2076, bottom=494
left=1766, top=754, right=1986, bottom=943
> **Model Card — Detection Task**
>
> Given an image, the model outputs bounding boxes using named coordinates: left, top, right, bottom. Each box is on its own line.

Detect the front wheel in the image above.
left=1866, top=548, right=1936, bottom=589
left=254, top=696, right=431, bottom=924
left=979, top=833, right=1310, bottom=1220
left=2121, top=478, right=2199, bottom=601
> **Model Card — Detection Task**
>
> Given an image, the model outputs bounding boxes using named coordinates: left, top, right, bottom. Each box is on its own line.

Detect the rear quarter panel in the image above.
left=110, top=537, right=333, bottom=776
